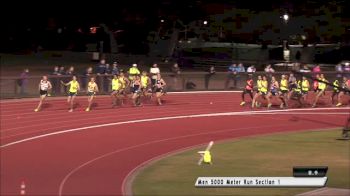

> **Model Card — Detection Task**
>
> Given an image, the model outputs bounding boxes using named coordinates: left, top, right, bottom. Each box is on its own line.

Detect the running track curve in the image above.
left=0, top=92, right=348, bottom=195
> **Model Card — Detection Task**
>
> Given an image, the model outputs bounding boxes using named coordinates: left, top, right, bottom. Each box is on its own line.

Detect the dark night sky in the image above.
left=1, top=0, right=349, bottom=53
left=4, top=0, right=348, bottom=23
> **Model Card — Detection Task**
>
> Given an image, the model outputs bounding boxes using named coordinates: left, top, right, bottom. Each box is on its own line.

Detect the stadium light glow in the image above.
left=203, top=20, right=208, bottom=25
left=283, top=14, right=289, bottom=21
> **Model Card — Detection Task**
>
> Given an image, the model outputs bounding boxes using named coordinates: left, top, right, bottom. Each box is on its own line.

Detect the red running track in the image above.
left=0, top=92, right=348, bottom=195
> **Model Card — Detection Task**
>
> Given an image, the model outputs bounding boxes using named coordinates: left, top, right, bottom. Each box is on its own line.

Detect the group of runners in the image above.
left=34, top=71, right=166, bottom=112
left=240, top=73, right=350, bottom=108
left=33, top=70, right=349, bottom=112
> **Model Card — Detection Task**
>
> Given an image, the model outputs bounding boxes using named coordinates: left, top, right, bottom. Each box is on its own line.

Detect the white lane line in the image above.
left=1, top=107, right=347, bottom=148
left=58, top=123, right=289, bottom=196
left=0, top=91, right=240, bottom=104
left=263, top=112, right=348, bottom=115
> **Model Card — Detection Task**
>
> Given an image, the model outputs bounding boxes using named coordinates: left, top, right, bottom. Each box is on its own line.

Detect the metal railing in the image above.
left=0, top=71, right=348, bottom=99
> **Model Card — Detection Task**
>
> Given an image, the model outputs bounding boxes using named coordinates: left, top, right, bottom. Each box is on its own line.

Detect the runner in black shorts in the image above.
left=331, top=79, right=340, bottom=105
left=267, top=76, right=280, bottom=108
left=34, top=76, right=52, bottom=112
left=85, top=77, right=99, bottom=111
left=336, top=76, right=350, bottom=107
left=155, top=73, right=166, bottom=105
left=131, top=75, right=142, bottom=106
left=279, top=75, right=289, bottom=108
left=240, top=74, right=254, bottom=106
left=290, top=79, right=303, bottom=107
left=301, top=76, right=310, bottom=103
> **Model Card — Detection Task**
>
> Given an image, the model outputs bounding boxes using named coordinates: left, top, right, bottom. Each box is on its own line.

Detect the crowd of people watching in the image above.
left=17, top=60, right=350, bottom=96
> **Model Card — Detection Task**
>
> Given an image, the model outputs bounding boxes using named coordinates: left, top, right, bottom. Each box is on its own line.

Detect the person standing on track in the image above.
left=312, top=74, right=328, bottom=108
left=85, top=77, right=99, bottom=112
left=34, top=76, right=52, bottom=112
left=155, top=73, right=166, bottom=105
left=240, top=74, right=254, bottom=106
left=61, top=75, right=80, bottom=112
left=336, top=76, right=350, bottom=107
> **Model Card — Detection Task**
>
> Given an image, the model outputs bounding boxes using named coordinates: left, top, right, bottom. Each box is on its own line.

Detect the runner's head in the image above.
left=72, top=75, right=77, bottom=81
left=90, top=77, right=95, bottom=82
left=42, top=75, right=48, bottom=81
left=271, top=76, right=276, bottom=82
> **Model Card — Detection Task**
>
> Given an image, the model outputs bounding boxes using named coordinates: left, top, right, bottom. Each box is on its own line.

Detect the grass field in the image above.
left=132, top=129, right=350, bottom=196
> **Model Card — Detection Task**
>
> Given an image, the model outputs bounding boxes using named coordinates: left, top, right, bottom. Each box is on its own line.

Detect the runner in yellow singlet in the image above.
left=141, top=71, right=152, bottom=102
left=111, top=74, right=122, bottom=107
left=312, top=74, right=328, bottom=108
left=85, top=77, right=99, bottom=112
left=279, top=74, right=289, bottom=108
left=252, top=75, right=270, bottom=108
left=61, top=75, right=80, bottom=112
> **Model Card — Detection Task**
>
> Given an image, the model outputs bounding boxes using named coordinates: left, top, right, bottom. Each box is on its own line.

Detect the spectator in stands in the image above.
left=236, top=63, right=245, bottom=88
left=51, top=66, right=61, bottom=95
left=150, top=63, right=160, bottom=86
left=82, top=67, right=93, bottom=90
left=292, top=63, right=300, bottom=72
left=104, top=63, right=112, bottom=92
left=299, top=64, right=311, bottom=73
left=58, top=66, right=67, bottom=93
left=264, top=64, right=275, bottom=73
left=225, top=63, right=238, bottom=89
left=288, top=73, right=296, bottom=88
left=205, top=65, right=216, bottom=89
left=171, top=63, right=181, bottom=90
left=237, top=63, right=245, bottom=73
left=344, top=63, right=350, bottom=76
left=66, top=66, right=75, bottom=76
left=312, top=64, right=321, bottom=73
left=59, top=66, right=65, bottom=75
left=247, top=65, right=256, bottom=73
left=96, top=59, right=107, bottom=75
left=111, top=62, right=119, bottom=75
left=19, top=68, right=29, bottom=96
left=128, top=63, right=141, bottom=81
left=264, top=64, right=275, bottom=78
left=335, top=63, right=343, bottom=78
left=95, top=59, right=107, bottom=93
